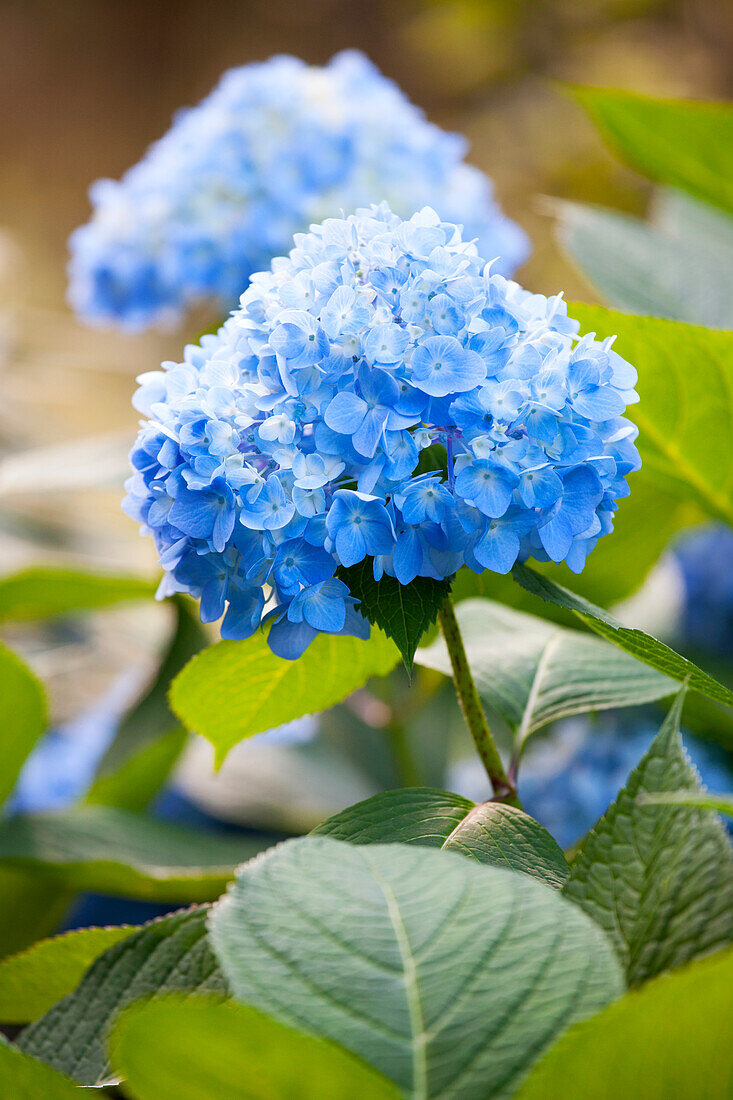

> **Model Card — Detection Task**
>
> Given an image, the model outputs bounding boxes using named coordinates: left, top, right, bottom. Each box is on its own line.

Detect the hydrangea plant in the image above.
left=68, top=50, right=528, bottom=330
left=125, top=204, right=640, bottom=662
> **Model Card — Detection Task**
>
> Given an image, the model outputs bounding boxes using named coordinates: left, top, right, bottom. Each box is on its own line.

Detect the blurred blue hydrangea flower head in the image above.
left=69, top=50, right=529, bottom=330
left=125, top=204, right=640, bottom=658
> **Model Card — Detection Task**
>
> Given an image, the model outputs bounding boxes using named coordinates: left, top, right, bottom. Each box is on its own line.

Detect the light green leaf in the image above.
left=517, top=947, right=733, bottom=1099
left=639, top=791, right=733, bottom=816
left=313, top=787, right=569, bottom=890
left=19, top=907, right=224, bottom=1086
left=564, top=691, right=733, bottom=986
left=0, top=566, right=154, bottom=623
left=512, top=563, right=733, bottom=710
left=0, top=806, right=273, bottom=902
left=0, top=869, right=74, bottom=961
left=0, top=643, right=48, bottom=807
left=210, top=836, right=622, bottom=1100
left=0, top=926, right=135, bottom=1024
left=554, top=199, right=733, bottom=328
left=569, top=303, right=733, bottom=528
left=169, top=629, right=399, bottom=765
left=0, top=1036, right=91, bottom=1098
left=416, top=598, right=674, bottom=749
left=87, top=597, right=206, bottom=810
left=110, top=994, right=401, bottom=1100
left=572, top=85, right=733, bottom=214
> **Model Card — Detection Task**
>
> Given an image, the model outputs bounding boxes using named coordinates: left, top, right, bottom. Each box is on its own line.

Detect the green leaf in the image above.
left=110, top=994, right=401, bottom=1100
left=564, top=691, right=733, bottom=986
left=0, top=566, right=153, bottom=623
left=638, top=791, right=733, bottom=816
left=416, top=598, right=674, bottom=749
left=169, top=628, right=399, bottom=765
left=517, top=947, right=733, bottom=1099
left=512, top=563, right=733, bottom=710
left=18, top=907, right=224, bottom=1086
left=0, top=1036, right=91, bottom=1098
left=87, top=597, right=207, bottom=810
left=0, top=806, right=273, bottom=902
left=0, top=869, right=74, bottom=961
left=0, top=643, right=48, bottom=807
left=554, top=198, right=733, bottom=328
left=572, top=85, right=733, bottom=214
left=569, top=303, right=733, bottom=527
left=336, top=560, right=452, bottom=674
left=210, top=836, right=622, bottom=1099
left=0, top=926, right=135, bottom=1024
left=313, top=787, right=569, bottom=890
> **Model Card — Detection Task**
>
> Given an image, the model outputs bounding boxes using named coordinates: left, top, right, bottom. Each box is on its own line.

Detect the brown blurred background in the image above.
left=0, top=0, right=730, bottom=715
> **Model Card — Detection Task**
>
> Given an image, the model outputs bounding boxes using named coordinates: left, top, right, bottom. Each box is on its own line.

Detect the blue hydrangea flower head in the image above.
left=69, top=50, right=529, bottom=330
left=124, top=204, right=640, bottom=657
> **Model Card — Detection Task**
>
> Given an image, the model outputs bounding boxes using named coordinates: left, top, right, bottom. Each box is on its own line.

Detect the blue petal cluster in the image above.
left=69, top=50, right=529, bottom=331
left=124, top=204, right=640, bottom=658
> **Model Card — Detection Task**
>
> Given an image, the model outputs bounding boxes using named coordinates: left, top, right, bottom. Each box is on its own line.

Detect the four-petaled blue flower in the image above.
left=125, top=204, right=640, bottom=657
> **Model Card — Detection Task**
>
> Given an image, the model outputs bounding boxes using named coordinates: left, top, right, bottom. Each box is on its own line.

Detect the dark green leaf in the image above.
left=564, top=691, right=733, bottom=985
left=512, top=563, right=733, bottom=710
left=0, top=926, right=135, bottom=1024
left=518, top=947, right=733, bottom=1099
left=0, top=643, right=48, bottom=807
left=0, top=869, right=74, bottom=961
left=19, top=907, right=224, bottom=1085
left=169, top=628, right=399, bottom=766
left=571, top=85, right=733, bottom=214
left=336, top=559, right=452, bottom=674
left=110, top=994, right=401, bottom=1100
left=314, top=787, right=569, bottom=889
left=0, top=567, right=153, bottom=623
left=210, top=836, right=622, bottom=1099
left=0, top=806, right=273, bottom=902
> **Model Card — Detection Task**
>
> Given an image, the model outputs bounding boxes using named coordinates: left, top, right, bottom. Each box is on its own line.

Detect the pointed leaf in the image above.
left=0, top=926, right=135, bottom=1024
left=564, top=691, right=733, bottom=985
left=639, top=790, right=733, bottom=816
left=110, top=994, right=401, bottom=1100
left=0, top=567, right=153, bottom=623
left=416, top=598, right=674, bottom=748
left=336, top=560, right=452, bottom=673
left=0, top=643, right=48, bottom=807
left=512, top=563, right=733, bottom=709
left=18, top=906, right=224, bottom=1086
left=314, top=787, right=569, bottom=889
left=169, top=629, right=399, bottom=765
left=518, top=947, right=733, bottom=1099
left=210, top=836, right=622, bottom=1100
left=571, top=86, right=733, bottom=214
left=0, top=806, right=273, bottom=901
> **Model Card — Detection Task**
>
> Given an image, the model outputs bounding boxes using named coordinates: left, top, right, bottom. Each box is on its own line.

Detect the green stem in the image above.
left=438, top=597, right=520, bottom=806
left=387, top=721, right=422, bottom=788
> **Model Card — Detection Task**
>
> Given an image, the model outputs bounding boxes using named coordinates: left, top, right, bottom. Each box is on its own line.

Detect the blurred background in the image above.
left=1, top=0, right=731, bottom=902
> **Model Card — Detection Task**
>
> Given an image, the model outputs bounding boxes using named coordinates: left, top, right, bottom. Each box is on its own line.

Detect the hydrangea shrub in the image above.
left=124, top=204, right=640, bottom=658
left=69, top=50, right=529, bottom=330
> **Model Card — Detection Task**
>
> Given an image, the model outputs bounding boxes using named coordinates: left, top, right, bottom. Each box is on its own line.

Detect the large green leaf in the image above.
left=572, top=86, right=733, bottom=214
left=0, top=643, right=48, bottom=807
left=169, top=628, right=399, bottom=765
left=110, top=994, right=401, bottom=1100
left=0, top=566, right=153, bottom=623
left=512, top=563, right=733, bottom=710
left=416, top=598, right=674, bottom=750
left=570, top=303, right=733, bottom=527
left=564, top=691, right=733, bottom=986
left=313, top=788, right=569, bottom=889
left=0, top=806, right=273, bottom=902
left=210, top=836, right=622, bottom=1100
left=0, top=869, right=74, bottom=961
left=0, top=1036, right=92, bottom=1098
left=336, top=560, right=451, bottom=674
left=0, top=926, right=135, bottom=1024
left=19, top=907, right=224, bottom=1086
left=518, top=947, right=733, bottom=1099
left=555, top=198, right=733, bottom=328
left=640, top=791, right=733, bottom=816
left=87, top=597, right=206, bottom=810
